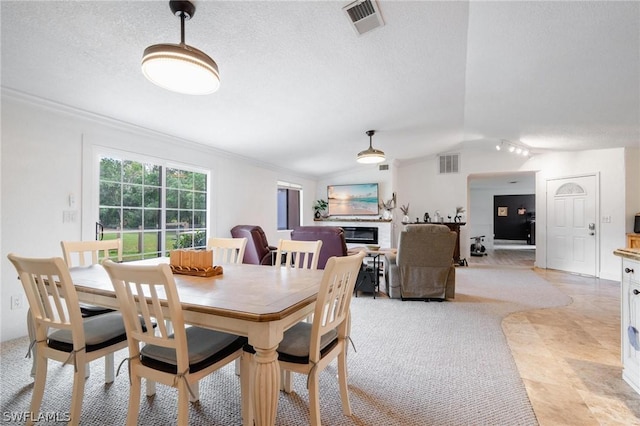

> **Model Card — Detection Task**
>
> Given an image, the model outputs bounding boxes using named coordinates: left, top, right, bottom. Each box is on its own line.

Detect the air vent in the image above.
left=343, top=0, right=385, bottom=36
left=379, top=164, right=389, bottom=171
left=438, top=154, right=459, bottom=174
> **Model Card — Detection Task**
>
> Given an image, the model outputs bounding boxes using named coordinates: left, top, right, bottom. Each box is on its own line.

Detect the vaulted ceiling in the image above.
left=2, top=1, right=638, bottom=178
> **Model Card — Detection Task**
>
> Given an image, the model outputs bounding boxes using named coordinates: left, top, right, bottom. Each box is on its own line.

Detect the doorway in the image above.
left=468, top=172, right=536, bottom=265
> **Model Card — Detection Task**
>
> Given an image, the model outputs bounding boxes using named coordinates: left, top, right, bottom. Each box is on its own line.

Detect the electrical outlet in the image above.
left=10, top=295, right=23, bottom=310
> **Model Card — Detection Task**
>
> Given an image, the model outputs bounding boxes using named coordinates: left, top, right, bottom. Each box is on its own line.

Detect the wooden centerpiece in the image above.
left=169, top=249, right=223, bottom=277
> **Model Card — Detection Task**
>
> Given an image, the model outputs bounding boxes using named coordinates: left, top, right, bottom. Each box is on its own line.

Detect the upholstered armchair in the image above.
left=290, top=226, right=348, bottom=269
left=230, top=225, right=276, bottom=265
left=384, top=224, right=457, bottom=300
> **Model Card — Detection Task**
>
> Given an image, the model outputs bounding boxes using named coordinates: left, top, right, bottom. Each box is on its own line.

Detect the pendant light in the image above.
left=357, top=130, right=386, bottom=164
left=142, top=1, right=220, bottom=95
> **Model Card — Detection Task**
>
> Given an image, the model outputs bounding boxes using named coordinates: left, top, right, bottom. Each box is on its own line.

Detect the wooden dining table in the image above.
left=69, top=258, right=325, bottom=426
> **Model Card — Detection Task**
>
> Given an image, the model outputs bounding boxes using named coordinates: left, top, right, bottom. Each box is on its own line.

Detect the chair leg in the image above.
left=240, top=352, right=253, bottom=426
left=189, top=380, right=200, bottom=402
left=127, top=375, right=142, bottom=426
left=27, top=311, right=36, bottom=378
left=27, top=353, right=48, bottom=426
left=338, top=349, right=352, bottom=416
left=69, top=360, right=86, bottom=425
left=177, top=380, right=190, bottom=426
left=308, top=372, right=321, bottom=426
left=280, top=369, right=293, bottom=393
left=145, top=378, right=156, bottom=397
left=104, top=353, right=115, bottom=383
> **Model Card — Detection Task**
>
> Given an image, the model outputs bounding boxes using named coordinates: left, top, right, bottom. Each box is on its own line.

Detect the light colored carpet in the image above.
left=0, top=265, right=572, bottom=425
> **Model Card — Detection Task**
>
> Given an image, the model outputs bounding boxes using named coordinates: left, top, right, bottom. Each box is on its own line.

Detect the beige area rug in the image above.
left=0, top=265, right=572, bottom=425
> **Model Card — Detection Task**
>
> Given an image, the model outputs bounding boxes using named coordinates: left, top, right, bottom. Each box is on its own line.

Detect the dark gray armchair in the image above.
left=385, top=224, right=456, bottom=300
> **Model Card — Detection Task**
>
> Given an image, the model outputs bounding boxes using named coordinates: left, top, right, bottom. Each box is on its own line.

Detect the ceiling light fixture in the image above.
left=357, top=130, right=386, bottom=164
left=496, top=140, right=531, bottom=157
left=142, top=1, right=220, bottom=95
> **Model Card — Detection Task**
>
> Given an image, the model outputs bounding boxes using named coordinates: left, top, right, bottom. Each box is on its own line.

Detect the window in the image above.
left=277, top=181, right=301, bottom=231
left=98, top=155, right=208, bottom=261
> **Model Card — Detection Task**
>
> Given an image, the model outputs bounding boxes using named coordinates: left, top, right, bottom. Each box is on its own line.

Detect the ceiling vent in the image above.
left=343, top=0, right=385, bottom=36
left=438, top=154, right=460, bottom=174
left=379, top=164, right=389, bottom=171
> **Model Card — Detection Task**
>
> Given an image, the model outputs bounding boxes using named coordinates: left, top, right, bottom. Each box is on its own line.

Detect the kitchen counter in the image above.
left=614, top=248, right=640, bottom=262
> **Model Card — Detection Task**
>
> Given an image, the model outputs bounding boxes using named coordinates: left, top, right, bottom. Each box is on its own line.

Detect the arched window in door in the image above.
left=555, top=182, right=586, bottom=196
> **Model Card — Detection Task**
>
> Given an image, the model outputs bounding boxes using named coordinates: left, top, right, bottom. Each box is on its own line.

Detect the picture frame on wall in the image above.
left=498, top=206, right=508, bottom=216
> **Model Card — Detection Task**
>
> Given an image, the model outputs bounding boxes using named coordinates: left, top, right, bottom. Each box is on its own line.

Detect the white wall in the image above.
left=0, top=93, right=317, bottom=341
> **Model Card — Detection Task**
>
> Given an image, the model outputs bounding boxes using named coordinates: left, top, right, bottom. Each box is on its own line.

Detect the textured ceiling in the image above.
left=1, top=1, right=638, bottom=178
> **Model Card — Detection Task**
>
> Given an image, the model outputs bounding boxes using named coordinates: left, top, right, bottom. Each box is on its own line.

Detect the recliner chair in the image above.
left=290, top=226, right=348, bottom=269
left=385, top=224, right=456, bottom=300
left=230, top=225, right=276, bottom=265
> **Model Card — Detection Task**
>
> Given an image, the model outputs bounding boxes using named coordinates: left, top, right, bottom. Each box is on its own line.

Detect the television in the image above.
left=327, top=183, right=379, bottom=216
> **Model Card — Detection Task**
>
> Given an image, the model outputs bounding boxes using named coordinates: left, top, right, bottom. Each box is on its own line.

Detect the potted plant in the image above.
left=400, top=204, right=410, bottom=223
left=313, top=199, right=329, bottom=219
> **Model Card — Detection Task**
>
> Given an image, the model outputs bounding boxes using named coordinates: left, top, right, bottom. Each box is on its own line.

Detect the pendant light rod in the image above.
left=171, top=0, right=194, bottom=44
left=367, top=130, right=375, bottom=148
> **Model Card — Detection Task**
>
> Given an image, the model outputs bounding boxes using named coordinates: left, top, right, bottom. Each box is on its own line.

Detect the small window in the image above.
left=277, top=181, right=302, bottom=231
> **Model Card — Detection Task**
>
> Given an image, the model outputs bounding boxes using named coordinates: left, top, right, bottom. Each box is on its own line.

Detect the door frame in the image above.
left=545, top=173, right=600, bottom=277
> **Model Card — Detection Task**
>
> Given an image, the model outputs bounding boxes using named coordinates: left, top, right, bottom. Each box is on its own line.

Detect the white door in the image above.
left=546, top=175, right=598, bottom=276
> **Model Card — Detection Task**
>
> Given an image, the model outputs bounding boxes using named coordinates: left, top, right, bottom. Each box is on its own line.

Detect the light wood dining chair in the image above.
left=274, top=239, right=323, bottom=270
left=61, top=239, right=123, bottom=317
left=7, top=253, right=129, bottom=426
left=243, top=251, right=365, bottom=426
left=102, top=260, right=248, bottom=426
left=274, top=238, right=324, bottom=389
left=206, top=237, right=247, bottom=265
left=207, top=236, right=249, bottom=376
left=26, top=239, right=124, bottom=379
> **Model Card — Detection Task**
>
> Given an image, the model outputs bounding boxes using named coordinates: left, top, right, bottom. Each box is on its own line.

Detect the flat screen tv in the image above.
left=327, top=183, right=379, bottom=216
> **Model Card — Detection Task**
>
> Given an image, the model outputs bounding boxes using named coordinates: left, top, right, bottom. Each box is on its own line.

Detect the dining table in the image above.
left=69, top=257, right=325, bottom=426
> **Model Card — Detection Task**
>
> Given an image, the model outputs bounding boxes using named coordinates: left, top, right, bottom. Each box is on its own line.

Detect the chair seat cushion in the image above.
left=141, top=327, right=246, bottom=374
left=244, top=322, right=338, bottom=364
left=79, top=303, right=114, bottom=318
left=48, top=311, right=127, bottom=353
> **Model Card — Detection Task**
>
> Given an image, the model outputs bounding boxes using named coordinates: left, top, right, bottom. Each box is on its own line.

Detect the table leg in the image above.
left=252, top=345, right=280, bottom=426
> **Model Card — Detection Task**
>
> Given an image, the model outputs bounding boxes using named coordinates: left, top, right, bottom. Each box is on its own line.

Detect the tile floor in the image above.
left=475, top=246, right=640, bottom=425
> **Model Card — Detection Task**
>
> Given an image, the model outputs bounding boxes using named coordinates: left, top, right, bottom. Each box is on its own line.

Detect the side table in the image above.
left=352, top=247, right=396, bottom=298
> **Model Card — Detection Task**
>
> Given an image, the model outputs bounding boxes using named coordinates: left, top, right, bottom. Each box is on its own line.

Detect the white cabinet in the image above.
left=621, top=255, right=640, bottom=394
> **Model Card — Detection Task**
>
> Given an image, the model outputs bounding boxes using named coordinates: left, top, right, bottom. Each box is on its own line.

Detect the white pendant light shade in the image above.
left=142, top=1, right=219, bottom=95
left=357, top=130, right=386, bottom=164
left=142, top=44, right=220, bottom=95
left=357, top=147, right=386, bottom=163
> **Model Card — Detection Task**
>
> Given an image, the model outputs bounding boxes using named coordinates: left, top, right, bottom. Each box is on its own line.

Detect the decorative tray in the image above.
left=170, top=265, right=223, bottom=277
